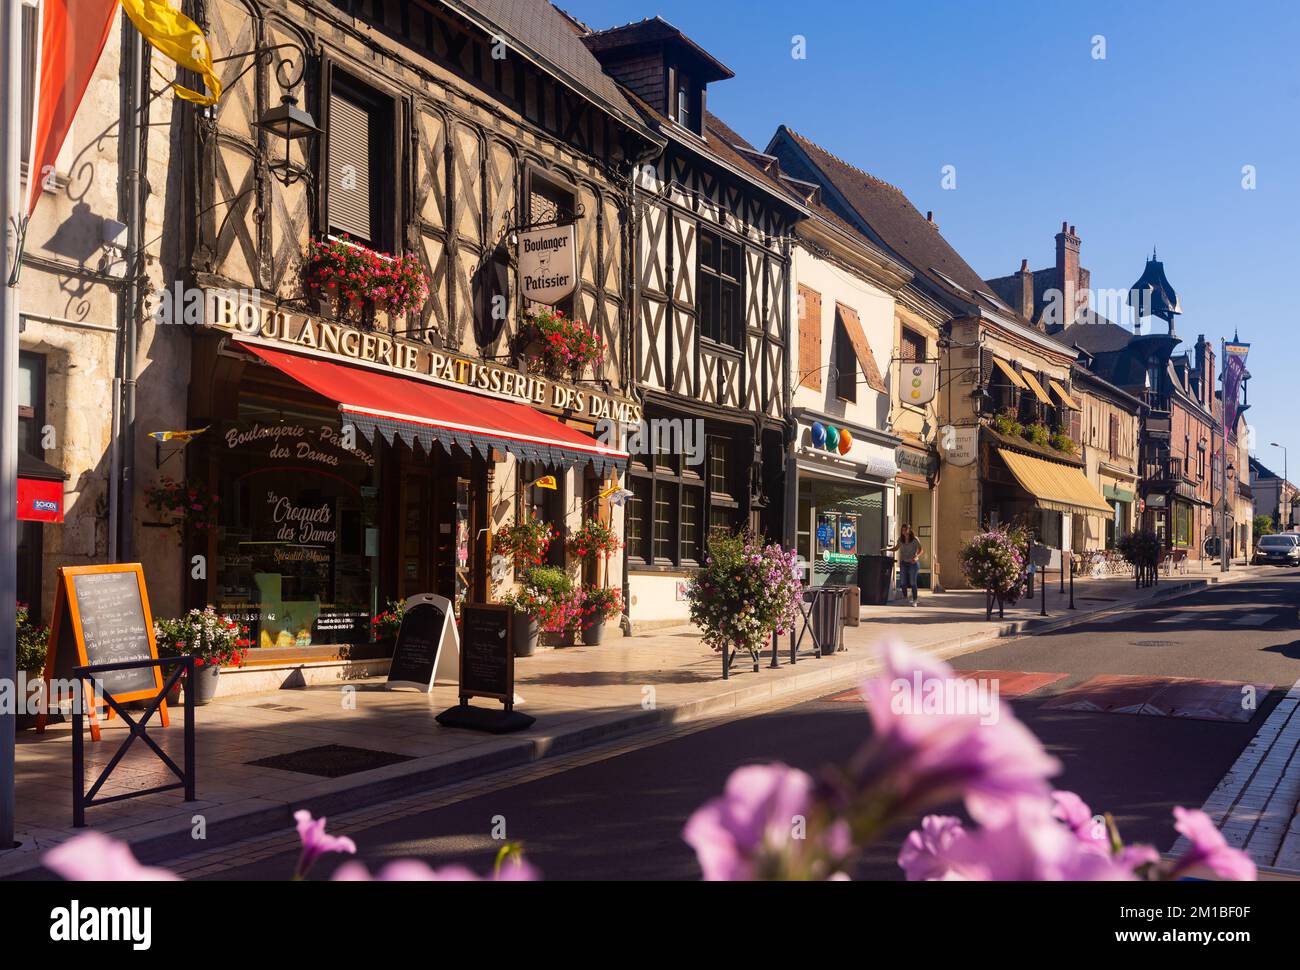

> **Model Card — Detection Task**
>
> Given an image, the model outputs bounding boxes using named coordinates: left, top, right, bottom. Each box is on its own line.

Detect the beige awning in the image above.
left=835, top=303, right=887, bottom=394
left=991, top=356, right=1029, bottom=390
left=1049, top=379, right=1081, bottom=410
left=997, top=448, right=1112, bottom=516
left=1021, top=371, right=1053, bottom=406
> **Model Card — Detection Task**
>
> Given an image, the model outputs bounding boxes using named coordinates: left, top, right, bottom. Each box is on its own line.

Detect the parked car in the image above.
left=1253, top=533, right=1300, bottom=565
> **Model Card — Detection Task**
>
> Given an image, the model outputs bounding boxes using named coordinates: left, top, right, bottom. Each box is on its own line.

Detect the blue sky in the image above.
left=565, top=0, right=1300, bottom=471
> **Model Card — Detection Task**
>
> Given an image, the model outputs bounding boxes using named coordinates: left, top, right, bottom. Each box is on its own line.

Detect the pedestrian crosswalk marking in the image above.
left=1231, top=613, right=1273, bottom=626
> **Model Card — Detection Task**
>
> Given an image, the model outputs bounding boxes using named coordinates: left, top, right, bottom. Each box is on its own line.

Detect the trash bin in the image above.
left=811, top=586, right=847, bottom=656
left=857, top=555, right=895, bottom=606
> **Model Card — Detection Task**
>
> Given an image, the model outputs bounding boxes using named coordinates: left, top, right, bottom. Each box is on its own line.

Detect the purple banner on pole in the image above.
left=1224, top=342, right=1249, bottom=436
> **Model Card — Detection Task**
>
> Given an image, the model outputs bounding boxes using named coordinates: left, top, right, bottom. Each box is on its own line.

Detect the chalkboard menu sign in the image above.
left=458, top=604, right=513, bottom=703
left=386, top=594, right=458, bottom=692
left=39, top=564, right=167, bottom=741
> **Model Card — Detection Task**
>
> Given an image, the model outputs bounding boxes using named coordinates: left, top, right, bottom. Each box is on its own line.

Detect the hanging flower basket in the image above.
left=518, top=307, right=604, bottom=377
left=144, top=478, right=221, bottom=534
left=494, top=517, right=556, bottom=570
left=303, top=236, right=429, bottom=326
left=567, top=518, right=621, bottom=560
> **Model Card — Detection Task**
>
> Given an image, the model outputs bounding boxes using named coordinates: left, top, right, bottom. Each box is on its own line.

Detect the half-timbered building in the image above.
left=575, top=16, right=808, bottom=629
left=171, top=0, right=662, bottom=669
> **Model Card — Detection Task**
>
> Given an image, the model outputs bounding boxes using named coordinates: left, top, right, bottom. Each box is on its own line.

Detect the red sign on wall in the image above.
left=17, top=477, right=63, bottom=522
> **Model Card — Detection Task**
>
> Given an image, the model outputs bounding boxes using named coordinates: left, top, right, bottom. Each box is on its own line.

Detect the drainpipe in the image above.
left=118, top=19, right=146, bottom=562
left=781, top=236, right=798, bottom=552
left=1, top=0, right=23, bottom=850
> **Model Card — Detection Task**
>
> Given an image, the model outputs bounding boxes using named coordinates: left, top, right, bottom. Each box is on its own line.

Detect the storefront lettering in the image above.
left=226, top=422, right=374, bottom=468
left=206, top=290, right=642, bottom=425
left=267, top=492, right=336, bottom=545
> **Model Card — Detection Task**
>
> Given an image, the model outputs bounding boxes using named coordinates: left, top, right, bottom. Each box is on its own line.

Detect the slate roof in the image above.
left=766, top=126, right=1001, bottom=307
left=580, top=15, right=734, bottom=81
left=446, top=0, right=655, bottom=138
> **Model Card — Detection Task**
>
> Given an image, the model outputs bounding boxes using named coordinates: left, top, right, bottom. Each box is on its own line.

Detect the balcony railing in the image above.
left=1143, top=391, right=1171, bottom=415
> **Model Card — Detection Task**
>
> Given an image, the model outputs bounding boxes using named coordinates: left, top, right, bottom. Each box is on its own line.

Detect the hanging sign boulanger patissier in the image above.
left=518, top=224, right=576, bottom=305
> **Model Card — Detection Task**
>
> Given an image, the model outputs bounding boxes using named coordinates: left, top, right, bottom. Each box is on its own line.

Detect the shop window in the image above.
left=698, top=230, right=742, bottom=348
left=213, top=392, right=381, bottom=649
left=327, top=72, right=396, bottom=250
left=653, top=481, right=676, bottom=563
left=627, top=426, right=743, bottom=568
left=626, top=471, right=650, bottom=565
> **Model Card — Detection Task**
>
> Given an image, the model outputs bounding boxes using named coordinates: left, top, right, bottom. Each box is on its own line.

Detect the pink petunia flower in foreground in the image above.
left=921, top=797, right=1138, bottom=881
left=683, top=762, right=844, bottom=880
left=854, top=641, right=1061, bottom=824
left=1052, top=791, right=1109, bottom=847
left=897, top=815, right=966, bottom=881
left=44, top=832, right=180, bottom=882
left=1167, top=807, right=1257, bottom=881
left=294, top=810, right=357, bottom=879
left=332, top=856, right=540, bottom=881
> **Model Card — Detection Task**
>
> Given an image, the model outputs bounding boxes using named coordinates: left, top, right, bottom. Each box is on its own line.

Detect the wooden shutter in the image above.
left=1109, top=413, right=1119, bottom=457
left=797, top=285, right=821, bottom=390
left=328, top=91, right=372, bottom=241
left=836, top=302, right=887, bottom=394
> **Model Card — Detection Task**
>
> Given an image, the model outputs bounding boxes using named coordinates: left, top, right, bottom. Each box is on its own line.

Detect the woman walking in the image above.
left=884, top=524, right=924, bottom=606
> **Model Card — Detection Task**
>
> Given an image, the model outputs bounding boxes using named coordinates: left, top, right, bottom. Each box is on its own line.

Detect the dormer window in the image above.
left=666, top=64, right=701, bottom=135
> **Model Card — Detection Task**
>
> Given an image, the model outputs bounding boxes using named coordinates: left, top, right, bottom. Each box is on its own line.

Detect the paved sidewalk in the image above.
left=0, top=564, right=1265, bottom=878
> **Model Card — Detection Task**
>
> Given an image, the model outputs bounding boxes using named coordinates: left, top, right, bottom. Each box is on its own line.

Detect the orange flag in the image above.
left=26, top=0, right=119, bottom=217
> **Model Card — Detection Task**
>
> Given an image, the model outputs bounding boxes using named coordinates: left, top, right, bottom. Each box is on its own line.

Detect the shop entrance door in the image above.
left=397, top=456, right=475, bottom=612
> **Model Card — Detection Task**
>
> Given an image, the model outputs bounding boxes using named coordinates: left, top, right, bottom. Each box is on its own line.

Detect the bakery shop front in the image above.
left=185, top=293, right=635, bottom=656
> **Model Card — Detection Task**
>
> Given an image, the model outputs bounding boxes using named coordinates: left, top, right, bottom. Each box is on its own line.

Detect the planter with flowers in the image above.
left=16, top=603, right=51, bottom=729
left=959, top=527, right=1029, bottom=619
left=501, top=566, right=580, bottom=655
left=518, top=307, right=604, bottom=378
left=303, top=235, right=429, bottom=329
left=153, top=608, right=250, bottom=706
left=686, top=530, right=803, bottom=678
left=370, top=599, right=405, bottom=655
left=144, top=478, right=221, bottom=534
left=579, top=586, right=622, bottom=645
left=493, top=517, right=555, bottom=572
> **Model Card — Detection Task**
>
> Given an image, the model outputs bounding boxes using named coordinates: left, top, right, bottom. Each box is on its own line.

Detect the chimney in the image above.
left=1055, top=221, right=1081, bottom=326
left=1018, top=258, right=1035, bottom=322
left=1196, top=334, right=1215, bottom=411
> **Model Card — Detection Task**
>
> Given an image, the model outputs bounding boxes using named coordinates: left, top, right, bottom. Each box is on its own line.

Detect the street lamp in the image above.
left=1271, top=442, right=1288, bottom=529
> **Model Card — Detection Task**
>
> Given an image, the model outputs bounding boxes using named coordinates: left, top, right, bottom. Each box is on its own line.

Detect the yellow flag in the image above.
left=120, top=0, right=222, bottom=107
left=531, top=475, right=558, bottom=491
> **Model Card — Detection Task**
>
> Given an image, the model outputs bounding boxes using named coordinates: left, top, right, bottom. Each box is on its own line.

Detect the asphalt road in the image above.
left=201, top=570, right=1300, bottom=881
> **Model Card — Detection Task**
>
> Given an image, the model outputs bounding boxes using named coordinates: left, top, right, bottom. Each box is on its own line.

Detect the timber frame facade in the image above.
left=174, top=0, right=662, bottom=636
left=571, top=16, right=809, bottom=626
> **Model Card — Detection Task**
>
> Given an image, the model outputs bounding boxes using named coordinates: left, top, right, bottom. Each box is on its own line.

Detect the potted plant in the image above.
left=518, top=307, right=604, bottom=377
left=990, top=409, right=1022, bottom=437
left=303, top=235, right=429, bottom=328
left=153, top=608, right=250, bottom=706
left=501, top=566, right=576, bottom=655
left=370, top=599, right=405, bottom=654
left=1021, top=421, right=1051, bottom=447
left=579, top=586, right=622, bottom=645
left=686, top=530, right=803, bottom=676
left=958, top=527, right=1029, bottom=619
left=16, top=603, right=50, bottom=730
